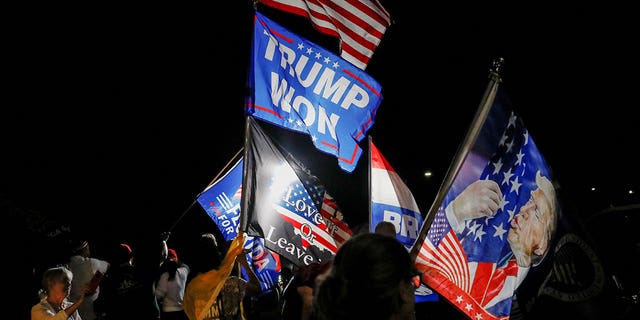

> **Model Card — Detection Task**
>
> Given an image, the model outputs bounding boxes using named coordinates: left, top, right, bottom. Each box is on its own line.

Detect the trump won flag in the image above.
left=412, top=72, right=560, bottom=320
left=246, top=12, right=383, bottom=173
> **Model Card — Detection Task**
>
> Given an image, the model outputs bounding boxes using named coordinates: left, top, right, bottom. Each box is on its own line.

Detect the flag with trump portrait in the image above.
left=256, top=0, right=392, bottom=70
left=246, top=12, right=383, bottom=173
left=411, top=71, right=561, bottom=320
left=241, top=116, right=353, bottom=268
left=196, top=157, right=281, bottom=292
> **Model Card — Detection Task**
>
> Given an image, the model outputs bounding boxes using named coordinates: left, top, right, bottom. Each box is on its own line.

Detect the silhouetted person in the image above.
left=314, top=233, right=418, bottom=320
left=374, top=221, right=397, bottom=238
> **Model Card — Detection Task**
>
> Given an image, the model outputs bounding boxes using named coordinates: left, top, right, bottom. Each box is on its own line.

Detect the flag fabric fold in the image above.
left=241, top=116, right=352, bottom=267
left=197, top=158, right=244, bottom=242
left=246, top=12, right=383, bottom=173
left=183, top=233, right=246, bottom=320
left=413, top=77, right=561, bottom=319
left=257, top=0, right=391, bottom=70
left=369, top=138, right=423, bottom=249
left=369, top=138, right=439, bottom=302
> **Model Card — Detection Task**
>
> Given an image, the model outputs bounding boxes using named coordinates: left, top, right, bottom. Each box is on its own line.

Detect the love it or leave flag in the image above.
left=241, top=116, right=353, bottom=267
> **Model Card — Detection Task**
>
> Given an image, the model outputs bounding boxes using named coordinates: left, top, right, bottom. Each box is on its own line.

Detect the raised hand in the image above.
left=451, top=179, right=502, bottom=221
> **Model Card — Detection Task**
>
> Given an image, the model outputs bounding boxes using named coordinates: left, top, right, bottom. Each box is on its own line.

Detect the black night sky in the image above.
left=5, top=4, right=639, bottom=312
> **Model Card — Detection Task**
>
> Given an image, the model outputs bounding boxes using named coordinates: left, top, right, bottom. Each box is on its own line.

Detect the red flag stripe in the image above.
left=258, top=0, right=391, bottom=69
left=275, top=204, right=338, bottom=253
left=415, top=231, right=471, bottom=291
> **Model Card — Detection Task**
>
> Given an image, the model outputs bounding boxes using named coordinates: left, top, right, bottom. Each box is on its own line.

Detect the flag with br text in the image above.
left=369, top=138, right=439, bottom=303
left=369, top=139, right=423, bottom=249
left=246, top=12, right=383, bottom=173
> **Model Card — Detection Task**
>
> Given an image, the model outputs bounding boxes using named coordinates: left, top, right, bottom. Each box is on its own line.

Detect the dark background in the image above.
left=4, top=2, right=639, bottom=317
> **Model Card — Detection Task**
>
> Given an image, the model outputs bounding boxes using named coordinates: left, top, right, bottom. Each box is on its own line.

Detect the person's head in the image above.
left=167, top=248, right=178, bottom=262
left=116, top=243, right=134, bottom=265
left=374, top=221, right=397, bottom=238
left=200, top=232, right=218, bottom=248
left=71, top=239, right=90, bottom=257
left=40, top=266, right=73, bottom=303
left=314, top=233, right=417, bottom=320
left=159, top=248, right=182, bottom=280
left=192, top=233, right=222, bottom=274
left=508, top=170, right=558, bottom=267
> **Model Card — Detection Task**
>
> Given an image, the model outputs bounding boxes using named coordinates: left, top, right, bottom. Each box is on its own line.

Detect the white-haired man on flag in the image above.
left=439, top=170, right=558, bottom=317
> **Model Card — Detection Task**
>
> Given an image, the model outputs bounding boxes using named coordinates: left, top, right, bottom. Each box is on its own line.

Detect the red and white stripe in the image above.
left=258, top=0, right=391, bottom=70
left=275, top=203, right=339, bottom=253
left=415, top=230, right=521, bottom=320
left=415, top=230, right=471, bottom=292
left=320, top=192, right=352, bottom=247
left=370, top=141, right=421, bottom=213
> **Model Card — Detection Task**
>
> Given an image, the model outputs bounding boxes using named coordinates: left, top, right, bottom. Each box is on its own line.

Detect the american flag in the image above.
left=318, top=192, right=352, bottom=247
left=415, top=87, right=555, bottom=320
left=287, top=155, right=353, bottom=250
left=257, top=0, right=391, bottom=70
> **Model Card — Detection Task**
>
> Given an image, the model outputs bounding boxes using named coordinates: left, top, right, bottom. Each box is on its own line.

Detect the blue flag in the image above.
left=246, top=12, right=383, bottom=173
left=414, top=79, right=561, bottom=319
left=196, top=158, right=281, bottom=292
left=197, top=158, right=243, bottom=241
left=242, top=236, right=282, bottom=292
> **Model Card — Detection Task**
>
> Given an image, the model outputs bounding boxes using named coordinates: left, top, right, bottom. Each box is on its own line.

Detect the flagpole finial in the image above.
left=491, top=57, right=505, bottom=75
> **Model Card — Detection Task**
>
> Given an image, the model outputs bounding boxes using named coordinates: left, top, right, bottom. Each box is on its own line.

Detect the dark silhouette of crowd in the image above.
left=25, top=224, right=477, bottom=320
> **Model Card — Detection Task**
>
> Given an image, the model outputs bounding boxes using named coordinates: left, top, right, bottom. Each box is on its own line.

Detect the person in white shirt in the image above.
left=31, top=266, right=87, bottom=320
left=155, top=248, right=190, bottom=320
left=68, top=240, right=110, bottom=320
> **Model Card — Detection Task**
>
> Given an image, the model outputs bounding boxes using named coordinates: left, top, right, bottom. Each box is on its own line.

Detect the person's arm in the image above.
left=61, top=284, right=88, bottom=319
left=297, top=285, right=314, bottom=320
left=447, top=179, right=502, bottom=233
left=238, top=255, right=263, bottom=297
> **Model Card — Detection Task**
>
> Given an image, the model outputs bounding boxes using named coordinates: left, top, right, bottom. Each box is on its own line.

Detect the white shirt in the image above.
left=155, top=263, right=190, bottom=312
left=68, top=255, right=110, bottom=320
left=31, top=298, right=81, bottom=320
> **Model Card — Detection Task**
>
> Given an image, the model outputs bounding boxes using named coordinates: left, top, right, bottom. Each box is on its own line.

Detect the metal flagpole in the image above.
left=409, top=58, right=504, bottom=259
left=368, top=135, right=373, bottom=233
left=167, top=147, right=244, bottom=233
left=240, top=115, right=252, bottom=231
